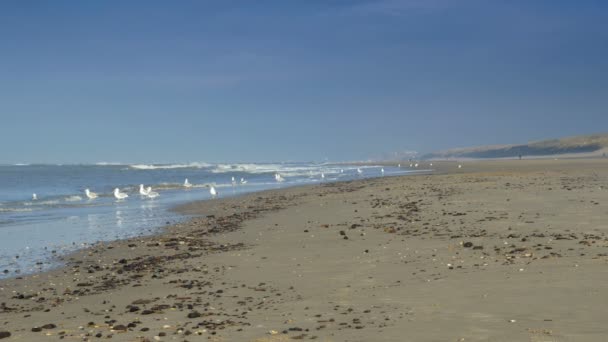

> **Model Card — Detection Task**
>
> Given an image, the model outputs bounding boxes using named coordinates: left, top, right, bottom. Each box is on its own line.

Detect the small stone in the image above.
left=0, top=331, right=10, bottom=339
left=463, top=242, right=474, bottom=248
left=112, top=325, right=127, bottom=331
left=32, top=327, right=43, bottom=332
left=187, top=311, right=201, bottom=319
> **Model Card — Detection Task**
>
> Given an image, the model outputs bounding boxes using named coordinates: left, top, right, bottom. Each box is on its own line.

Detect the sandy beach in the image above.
left=1, top=159, right=608, bottom=341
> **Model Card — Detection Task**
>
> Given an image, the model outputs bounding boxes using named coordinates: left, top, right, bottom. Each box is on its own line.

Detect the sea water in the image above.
left=0, top=162, right=425, bottom=278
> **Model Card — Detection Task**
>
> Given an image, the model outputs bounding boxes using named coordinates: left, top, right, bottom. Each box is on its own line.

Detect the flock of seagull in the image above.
left=29, top=163, right=459, bottom=203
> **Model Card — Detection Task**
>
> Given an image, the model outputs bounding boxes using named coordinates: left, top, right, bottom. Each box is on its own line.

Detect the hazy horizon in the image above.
left=1, top=0, right=607, bottom=164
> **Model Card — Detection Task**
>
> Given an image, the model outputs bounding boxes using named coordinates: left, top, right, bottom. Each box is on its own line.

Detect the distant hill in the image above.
left=421, top=133, right=608, bottom=160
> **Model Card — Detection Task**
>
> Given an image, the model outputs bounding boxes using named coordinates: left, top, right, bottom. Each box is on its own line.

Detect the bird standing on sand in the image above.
left=184, top=178, right=192, bottom=188
left=113, top=188, right=128, bottom=200
left=85, top=189, right=98, bottom=199
left=381, top=168, right=385, bottom=175
left=321, top=172, right=325, bottom=180
left=139, top=184, right=151, bottom=196
left=32, top=193, right=37, bottom=201
left=240, top=178, right=248, bottom=185
left=357, top=168, right=363, bottom=175
left=275, top=173, right=285, bottom=182
left=458, top=164, right=462, bottom=169
left=231, top=176, right=236, bottom=186
left=209, top=186, right=218, bottom=198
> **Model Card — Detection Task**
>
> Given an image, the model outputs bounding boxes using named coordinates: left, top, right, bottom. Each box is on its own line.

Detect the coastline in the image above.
left=1, top=159, right=608, bottom=341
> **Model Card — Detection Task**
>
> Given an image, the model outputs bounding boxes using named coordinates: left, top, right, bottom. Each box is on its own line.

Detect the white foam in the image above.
left=129, top=162, right=212, bottom=170
left=0, top=208, right=33, bottom=212
left=65, top=195, right=83, bottom=202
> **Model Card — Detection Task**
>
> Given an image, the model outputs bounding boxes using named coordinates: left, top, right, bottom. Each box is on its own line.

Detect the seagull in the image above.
left=430, top=163, right=433, bottom=167
left=381, top=168, right=385, bottom=175
left=409, top=163, right=413, bottom=167
left=146, top=187, right=159, bottom=198
left=231, top=176, right=237, bottom=186
left=414, top=163, right=419, bottom=168
left=398, top=164, right=401, bottom=168
left=357, top=168, right=363, bottom=175
left=458, top=164, right=462, bottom=169
left=209, top=185, right=217, bottom=198
left=240, top=178, right=248, bottom=185
left=84, top=189, right=98, bottom=199
left=184, top=178, right=193, bottom=188
left=340, top=169, right=344, bottom=173
left=321, top=172, right=325, bottom=180
left=275, top=173, right=285, bottom=182
left=32, top=193, right=37, bottom=201
left=113, top=188, right=128, bottom=200
left=139, top=184, right=151, bottom=196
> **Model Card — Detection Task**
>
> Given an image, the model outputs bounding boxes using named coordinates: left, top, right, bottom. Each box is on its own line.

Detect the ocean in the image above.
left=0, top=162, right=425, bottom=278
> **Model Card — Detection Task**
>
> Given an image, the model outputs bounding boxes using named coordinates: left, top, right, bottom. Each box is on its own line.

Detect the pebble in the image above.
left=0, top=331, right=10, bottom=339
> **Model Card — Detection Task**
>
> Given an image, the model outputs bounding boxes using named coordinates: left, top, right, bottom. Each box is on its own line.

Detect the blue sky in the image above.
left=1, top=0, right=607, bottom=163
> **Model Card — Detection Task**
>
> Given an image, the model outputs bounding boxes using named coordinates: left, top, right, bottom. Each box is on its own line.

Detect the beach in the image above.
left=1, top=159, right=607, bottom=341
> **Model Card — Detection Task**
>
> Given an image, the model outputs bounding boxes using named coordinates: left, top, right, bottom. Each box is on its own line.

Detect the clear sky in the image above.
left=1, top=0, right=607, bottom=164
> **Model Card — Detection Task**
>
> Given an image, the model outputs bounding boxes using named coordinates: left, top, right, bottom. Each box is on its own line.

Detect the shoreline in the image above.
left=1, top=158, right=608, bottom=341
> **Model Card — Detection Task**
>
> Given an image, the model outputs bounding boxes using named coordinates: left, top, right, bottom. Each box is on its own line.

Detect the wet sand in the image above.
left=1, top=159, right=608, bottom=341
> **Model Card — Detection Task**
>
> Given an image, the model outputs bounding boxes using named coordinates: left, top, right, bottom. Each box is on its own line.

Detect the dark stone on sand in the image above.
left=343, top=236, right=349, bottom=240
left=187, top=311, right=201, bottom=318
left=112, top=325, right=127, bottom=331
left=42, top=324, right=56, bottom=330
left=0, top=331, right=10, bottom=339
left=339, top=231, right=346, bottom=236
left=158, top=332, right=166, bottom=337
left=141, top=310, right=154, bottom=315
left=473, top=245, right=484, bottom=250
left=95, top=333, right=102, bottom=338
left=463, top=242, right=474, bottom=248
left=31, top=327, right=42, bottom=332
left=140, top=327, right=150, bottom=332
left=128, top=305, right=140, bottom=312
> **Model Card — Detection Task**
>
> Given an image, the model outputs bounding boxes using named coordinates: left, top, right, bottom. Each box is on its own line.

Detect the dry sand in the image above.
left=1, top=159, right=608, bottom=341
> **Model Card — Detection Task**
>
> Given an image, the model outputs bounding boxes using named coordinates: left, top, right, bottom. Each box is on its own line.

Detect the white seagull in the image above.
left=85, top=189, right=98, bottom=199
left=231, top=176, right=237, bottom=186
left=321, top=172, right=325, bottom=180
left=209, top=185, right=218, bottom=198
left=32, top=193, right=37, bottom=201
left=113, top=188, right=128, bottom=200
left=381, top=168, right=385, bottom=175
left=240, top=177, right=248, bottom=185
left=139, top=184, right=151, bottom=196
left=414, top=163, right=419, bottom=168
left=275, top=173, right=285, bottom=182
left=458, top=164, right=462, bottom=169
left=184, top=178, right=193, bottom=188
left=398, top=164, right=401, bottom=168
left=357, top=168, right=363, bottom=175
left=146, top=187, right=159, bottom=198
